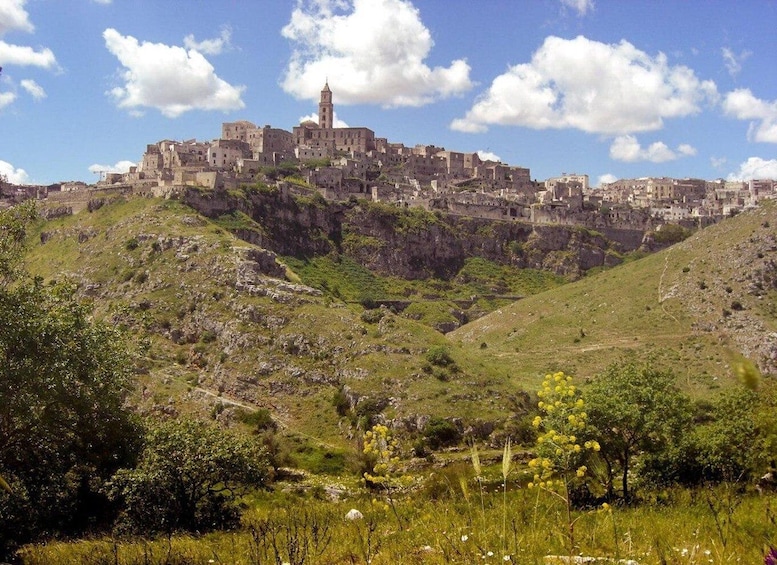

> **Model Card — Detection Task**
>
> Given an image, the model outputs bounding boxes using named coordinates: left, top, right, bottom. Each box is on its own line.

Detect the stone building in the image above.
left=292, top=83, right=376, bottom=155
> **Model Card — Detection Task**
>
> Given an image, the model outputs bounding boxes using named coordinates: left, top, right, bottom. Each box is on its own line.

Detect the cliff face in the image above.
left=183, top=186, right=644, bottom=280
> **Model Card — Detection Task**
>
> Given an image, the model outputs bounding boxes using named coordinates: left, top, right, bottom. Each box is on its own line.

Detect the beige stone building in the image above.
left=292, top=83, right=376, bottom=155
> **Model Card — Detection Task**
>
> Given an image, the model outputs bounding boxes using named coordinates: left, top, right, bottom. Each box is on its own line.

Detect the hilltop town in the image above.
left=2, top=83, right=776, bottom=231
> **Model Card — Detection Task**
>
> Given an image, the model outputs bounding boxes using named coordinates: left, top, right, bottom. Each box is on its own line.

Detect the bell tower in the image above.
left=318, top=81, right=333, bottom=129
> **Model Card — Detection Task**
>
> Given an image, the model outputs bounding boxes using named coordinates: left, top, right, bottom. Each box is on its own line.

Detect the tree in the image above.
left=110, top=418, right=272, bottom=535
left=0, top=204, right=141, bottom=557
left=585, top=362, right=691, bottom=501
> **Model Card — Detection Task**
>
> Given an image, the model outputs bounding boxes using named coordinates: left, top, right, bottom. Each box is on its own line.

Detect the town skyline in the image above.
left=1, top=0, right=776, bottom=186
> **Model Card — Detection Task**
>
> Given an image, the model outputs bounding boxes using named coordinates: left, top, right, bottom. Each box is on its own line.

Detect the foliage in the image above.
left=529, top=372, right=600, bottom=553
left=109, top=418, right=272, bottom=535
left=362, top=424, right=401, bottom=490
left=585, top=362, right=691, bottom=500
left=0, top=202, right=37, bottom=285
left=422, top=417, right=461, bottom=450
left=16, top=486, right=777, bottom=564
left=663, top=381, right=777, bottom=485
left=652, top=222, right=693, bottom=245
left=237, top=408, right=277, bottom=433
left=425, top=345, right=455, bottom=367
left=0, top=204, right=140, bottom=558
left=361, top=424, right=408, bottom=527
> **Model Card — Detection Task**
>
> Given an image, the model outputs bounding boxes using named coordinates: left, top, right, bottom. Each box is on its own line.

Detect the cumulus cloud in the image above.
left=721, top=47, right=751, bottom=78
left=103, top=28, right=245, bottom=117
left=597, top=173, right=618, bottom=186
left=451, top=35, right=717, bottom=135
left=281, top=0, right=473, bottom=107
left=298, top=111, right=350, bottom=128
left=710, top=156, right=727, bottom=169
left=0, top=40, right=57, bottom=69
left=0, top=1, right=59, bottom=73
left=0, top=0, right=34, bottom=35
left=20, top=78, right=44, bottom=99
left=0, top=159, right=30, bottom=184
left=722, top=88, right=777, bottom=143
left=0, top=91, right=16, bottom=109
left=560, top=0, right=594, bottom=16
left=609, top=135, right=697, bottom=163
left=477, top=150, right=501, bottom=162
left=727, top=157, right=777, bottom=181
left=88, top=160, right=136, bottom=175
left=183, top=26, right=232, bottom=55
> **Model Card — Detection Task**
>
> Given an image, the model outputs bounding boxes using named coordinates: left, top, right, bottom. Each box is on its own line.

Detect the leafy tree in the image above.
left=110, top=418, right=272, bottom=535
left=681, top=387, right=761, bottom=483
left=0, top=202, right=37, bottom=285
left=584, top=362, right=691, bottom=501
left=0, top=204, right=141, bottom=557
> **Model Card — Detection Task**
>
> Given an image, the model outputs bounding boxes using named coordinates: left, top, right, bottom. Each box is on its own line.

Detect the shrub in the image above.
left=238, top=408, right=277, bottom=433
left=110, top=419, right=271, bottom=535
left=360, top=308, right=384, bottom=324
left=423, top=418, right=461, bottom=450
left=425, top=345, right=454, bottom=367
left=332, top=388, right=350, bottom=417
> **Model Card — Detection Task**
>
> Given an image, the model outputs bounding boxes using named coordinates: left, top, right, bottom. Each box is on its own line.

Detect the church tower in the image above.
left=318, top=82, right=333, bottom=130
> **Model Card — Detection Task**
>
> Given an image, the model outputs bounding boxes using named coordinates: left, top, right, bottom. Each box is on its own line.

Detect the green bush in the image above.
left=109, top=419, right=271, bottom=535
left=425, top=345, right=454, bottom=367
left=423, top=417, right=461, bottom=450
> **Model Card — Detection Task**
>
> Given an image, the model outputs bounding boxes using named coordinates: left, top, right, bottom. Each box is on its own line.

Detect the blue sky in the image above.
left=1, top=0, right=776, bottom=186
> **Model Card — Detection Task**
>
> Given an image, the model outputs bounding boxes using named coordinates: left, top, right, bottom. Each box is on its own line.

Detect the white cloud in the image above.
left=0, top=40, right=57, bottom=69
left=451, top=35, right=717, bottom=135
left=677, top=143, right=697, bottom=156
left=477, top=150, right=501, bottom=162
left=103, top=28, right=245, bottom=118
left=609, top=135, right=696, bottom=163
left=20, top=78, right=44, bottom=99
left=0, top=159, right=30, bottom=184
left=0, top=0, right=34, bottom=36
left=0, top=90, right=16, bottom=109
left=298, top=111, right=350, bottom=128
left=560, top=0, right=594, bottom=16
left=88, top=160, right=136, bottom=175
left=710, top=156, right=727, bottom=169
left=183, top=26, right=232, bottom=56
left=0, top=1, right=59, bottom=76
left=597, top=173, right=618, bottom=186
left=721, top=47, right=751, bottom=78
left=727, top=157, right=777, bottom=181
left=281, top=0, right=473, bottom=107
left=92, top=0, right=112, bottom=4
left=722, top=88, right=777, bottom=143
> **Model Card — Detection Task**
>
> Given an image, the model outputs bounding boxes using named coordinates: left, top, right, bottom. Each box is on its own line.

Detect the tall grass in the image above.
left=19, top=485, right=775, bottom=564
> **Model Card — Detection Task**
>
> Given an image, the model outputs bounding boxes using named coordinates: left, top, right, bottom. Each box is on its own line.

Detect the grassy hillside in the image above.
left=451, top=200, right=777, bottom=395
left=23, top=196, right=776, bottom=463
left=23, top=196, right=557, bottom=461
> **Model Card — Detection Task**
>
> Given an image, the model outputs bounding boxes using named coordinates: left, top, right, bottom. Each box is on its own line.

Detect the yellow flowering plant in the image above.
left=528, top=372, right=600, bottom=553
left=362, top=424, right=407, bottom=527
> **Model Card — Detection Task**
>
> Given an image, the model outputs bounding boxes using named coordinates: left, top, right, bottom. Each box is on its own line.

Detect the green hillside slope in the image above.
left=24, top=197, right=525, bottom=452
left=451, top=200, right=777, bottom=395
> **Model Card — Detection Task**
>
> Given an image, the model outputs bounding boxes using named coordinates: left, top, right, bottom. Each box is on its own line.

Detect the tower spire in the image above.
left=319, top=81, right=333, bottom=129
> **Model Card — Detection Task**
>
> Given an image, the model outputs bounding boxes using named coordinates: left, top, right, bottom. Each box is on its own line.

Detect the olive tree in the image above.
left=110, top=418, right=272, bottom=535
left=584, top=362, right=691, bottom=501
left=0, top=204, right=141, bottom=557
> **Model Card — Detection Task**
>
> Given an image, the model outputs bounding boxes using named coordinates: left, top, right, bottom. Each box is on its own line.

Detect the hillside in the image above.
left=22, top=195, right=776, bottom=461
left=24, top=196, right=550, bottom=455
left=451, top=200, right=777, bottom=394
